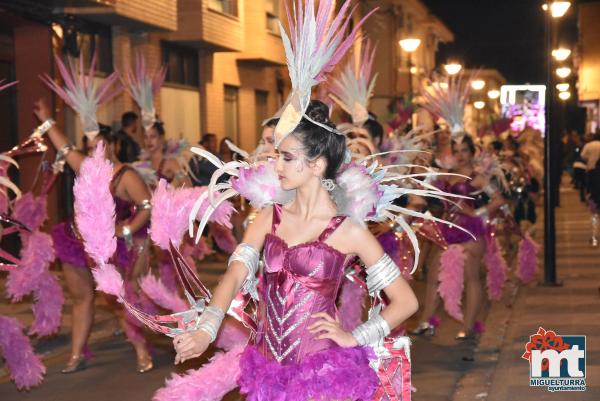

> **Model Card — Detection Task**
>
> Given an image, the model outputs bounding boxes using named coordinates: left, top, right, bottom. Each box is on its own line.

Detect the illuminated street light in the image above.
left=552, top=48, right=571, bottom=61
left=550, top=1, right=571, bottom=18
left=444, top=63, right=462, bottom=75
left=556, top=83, right=570, bottom=92
left=556, top=67, right=572, bottom=78
left=487, top=89, right=500, bottom=99
left=471, top=80, right=486, bottom=90
left=473, top=101, right=485, bottom=110
left=558, top=91, right=571, bottom=100
left=410, top=66, right=418, bottom=74
left=399, top=38, right=421, bottom=53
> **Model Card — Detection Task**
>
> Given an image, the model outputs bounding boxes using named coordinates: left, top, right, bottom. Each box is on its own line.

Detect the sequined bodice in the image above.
left=256, top=204, right=349, bottom=364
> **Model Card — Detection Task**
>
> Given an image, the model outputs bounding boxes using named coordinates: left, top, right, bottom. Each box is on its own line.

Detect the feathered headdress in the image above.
left=272, top=0, right=377, bottom=146
left=40, top=53, right=122, bottom=140
left=329, top=39, right=378, bottom=127
left=420, top=74, right=470, bottom=142
left=118, top=51, right=166, bottom=130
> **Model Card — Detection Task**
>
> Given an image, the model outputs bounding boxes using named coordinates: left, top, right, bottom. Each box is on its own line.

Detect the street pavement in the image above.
left=1, top=184, right=598, bottom=400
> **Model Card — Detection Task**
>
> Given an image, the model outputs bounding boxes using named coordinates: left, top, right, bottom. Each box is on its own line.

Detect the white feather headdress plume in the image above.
left=40, top=53, right=122, bottom=140
left=329, top=39, right=378, bottom=127
left=420, top=74, right=470, bottom=142
left=118, top=51, right=166, bottom=130
left=272, top=0, right=378, bottom=146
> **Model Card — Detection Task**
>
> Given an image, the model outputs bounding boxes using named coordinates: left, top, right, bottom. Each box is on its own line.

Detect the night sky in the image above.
left=422, top=0, right=578, bottom=84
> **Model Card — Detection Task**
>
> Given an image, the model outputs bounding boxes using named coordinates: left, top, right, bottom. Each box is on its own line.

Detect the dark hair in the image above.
left=363, top=112, right=383, bottom=144
left=292, top=100, right=346, bottom=180
left=96, top=123, right=116, bottom=143
left=201, top=133, right=217, bottom=145
left=121, top=111, right=138, bottom=128
left=264, top=117, right=279, bottom=128
left=149, top=121, right=165, bottom=136
left=491, top=140, right=503, bottom=152
left=452, top=134, right=476, bottom=155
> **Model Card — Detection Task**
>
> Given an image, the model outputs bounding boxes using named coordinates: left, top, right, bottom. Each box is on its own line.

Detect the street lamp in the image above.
left=473, top=101, right=485, bottom=110
left=399, top=38, right=421, bottom=97
left=487, top=89, right=500, bottom=99
left=552, top=48, right=571, bottom=61
left=471, top=80, right=486, bottom=90
left=550, top=1, right=571, bottom=18
left=556, top=66, right=571, bottom=78
left=558, top=91, right=571, bottom=100
left=444, top=63, right=462, bottom=75
left=556, top=83, right=570, bottom=92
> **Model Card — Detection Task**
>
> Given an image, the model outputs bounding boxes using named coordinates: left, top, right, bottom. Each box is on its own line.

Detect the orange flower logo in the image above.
left=522, top=327, right=570, bottom=372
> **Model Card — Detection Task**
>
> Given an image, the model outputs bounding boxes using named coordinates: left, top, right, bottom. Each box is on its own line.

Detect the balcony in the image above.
left=167, top=0, right=244, bottom=52
left=57, top=0, right=177, bottom=31
left=236, top=0, right=286, bottom=66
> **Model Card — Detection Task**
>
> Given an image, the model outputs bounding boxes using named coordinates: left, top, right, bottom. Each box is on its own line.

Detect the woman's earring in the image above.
left=320, top=178, right=336, bottom=191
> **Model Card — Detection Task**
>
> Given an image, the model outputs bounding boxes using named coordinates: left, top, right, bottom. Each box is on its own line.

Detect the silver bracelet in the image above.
left=121, top=225, right=133, bottom=248
left=196, top=305, right=225, bottom=342
left=35, top=118, right=55, bottom=137
left=474, top=206, right=489, bottom=220
left=52, top=143, right=75, bottom=173
left=228, top=243, right=260, bottom=300
left=365, top=253, right=400, bottom=295
left=138, top=199, right=152, bottom=211
left=352, top=313, right=391, bottom=346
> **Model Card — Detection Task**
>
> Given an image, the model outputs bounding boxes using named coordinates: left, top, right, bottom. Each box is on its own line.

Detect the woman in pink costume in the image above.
left=412, top=135, right=504, bottom=339
left=34, top=100, right=155, bottom=373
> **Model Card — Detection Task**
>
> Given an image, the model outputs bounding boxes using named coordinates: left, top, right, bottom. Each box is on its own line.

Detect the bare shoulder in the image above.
left=332, top=218, right=379, bottom=254
left=241, top=205, right=274, bottom=250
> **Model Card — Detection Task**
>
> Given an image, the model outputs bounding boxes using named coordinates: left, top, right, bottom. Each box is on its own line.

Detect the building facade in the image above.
left=577, top=1, right=600, bottom=134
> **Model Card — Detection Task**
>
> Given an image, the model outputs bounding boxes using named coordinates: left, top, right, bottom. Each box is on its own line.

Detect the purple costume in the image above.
left=238, top=204, right=379, bottom=401
left=436, top=180, right=486, bottom=244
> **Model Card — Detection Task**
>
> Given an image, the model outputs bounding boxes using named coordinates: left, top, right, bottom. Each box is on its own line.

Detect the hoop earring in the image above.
left=320, top=178, right=336, bottom=191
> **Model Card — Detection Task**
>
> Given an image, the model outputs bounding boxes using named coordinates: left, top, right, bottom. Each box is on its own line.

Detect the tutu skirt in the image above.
left=238, top=345, right=379, bottom=401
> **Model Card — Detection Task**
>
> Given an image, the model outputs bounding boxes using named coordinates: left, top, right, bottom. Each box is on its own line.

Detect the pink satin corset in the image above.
left=255, top=203, right=350, bottom=365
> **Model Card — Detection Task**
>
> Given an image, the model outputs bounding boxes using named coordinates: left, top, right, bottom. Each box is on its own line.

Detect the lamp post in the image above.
left=399, top=38, right=421, bottom=97
left=444, top=62, right=462, bottom=76
left=543, top=0, right=571, bottom=286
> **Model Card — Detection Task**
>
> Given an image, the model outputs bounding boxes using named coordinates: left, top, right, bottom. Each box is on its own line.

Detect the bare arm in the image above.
left=173, top=205, right=272, bottom=363
left=115, top=170, right=153, bottom=235
left=33, top=99, right=86, bottom=173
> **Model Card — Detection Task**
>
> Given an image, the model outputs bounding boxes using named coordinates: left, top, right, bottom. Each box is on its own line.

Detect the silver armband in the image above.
left=121, top=225, right=133, bottom=248
left=35, top=118, right=55, bottom=137
left=138, top=199, right=152, bottom=211
left=52, top=143, right=75, bottom=173
left=228, top=243, right=260, bottom=300
left=365, top=253, right=400, bottom=295
left=196, top=305, right=225, bottom=343
left=352, top=313, right=391, bottom=346
left=474, top=206, right=489, bottom=220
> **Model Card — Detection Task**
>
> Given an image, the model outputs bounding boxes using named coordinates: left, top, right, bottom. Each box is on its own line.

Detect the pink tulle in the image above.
left=484, top=236, right=507, bottom=301
left=215, top=319, right=250, bottom=352
left=211, top=223, right=237, bottom=254
left=73, top=142, right=116, bottom=265
left=0, top=316, right=46, bottom=390
left=139, top=274, right=187, bottom=313
left=12, top=193, right=47, bottom=231
left=338, top=279, right=366, bottom=331
left=438, top=244, right=465, bottom=321
left=153, top=344, right=244, bottom=401
left=230, top=162, right=285, bottom=209
left=91, top=263, right=124, bottom=298
left=29, top=272, right=64, bottom=337
left=517, top=233, right=539, bottom=283
left=158, top=254, right=178, bottom=292
left=6, top=231, right=55, bottom=301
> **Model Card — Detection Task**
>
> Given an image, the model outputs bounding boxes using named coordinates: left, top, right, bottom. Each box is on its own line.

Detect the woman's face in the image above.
left=275, top=134, right=319, bottom=191
left=453, top=141, right=474, bottom=167
left=143, top=127, right=164, bottom=154
left=260, top=126, right=276, bottom=154
left=436, top=127, right=451, bottom=147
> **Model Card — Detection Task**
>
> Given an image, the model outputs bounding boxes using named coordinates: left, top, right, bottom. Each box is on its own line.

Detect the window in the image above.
left=162, top=43, right=199, bottom=87
left=224, top=85, right=240, bottom=143
left=255, top=90, right=269, bottom=143
left=63, top=25, right=112, bottom=74
left=208, top=0, right=238, bottom=17
left=266, top=0, right=280, bottom=34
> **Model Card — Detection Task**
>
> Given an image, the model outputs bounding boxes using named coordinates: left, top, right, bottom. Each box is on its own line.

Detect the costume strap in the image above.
left=318, top=215, right=347, bottom=242
left=271, top=203, right=282, bottom=234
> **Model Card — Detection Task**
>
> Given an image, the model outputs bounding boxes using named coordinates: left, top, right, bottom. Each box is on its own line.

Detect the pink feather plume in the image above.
left=91, top=263, right=125, bottom=298
left=29, top=272, right=64, bottom=337
left=215, top=320, right=250, bottom=352
left=74, top=142, right=116, bottom=265
left=438, top=244, right=465, bottom=321
left=0, top=315, right=46, bottom=390
left=338, top=279, right=366, bottom=332
left=139, top=274, right=187, bottom=313
left=12, top=193, right=48, bottom=231
left=152, top=344, right=244, bottom=401
left=517, top=233, right=538, bottom=283
left=484, top=235, right=507, bottom=301
left=211, top=223, right=238, bottom=254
